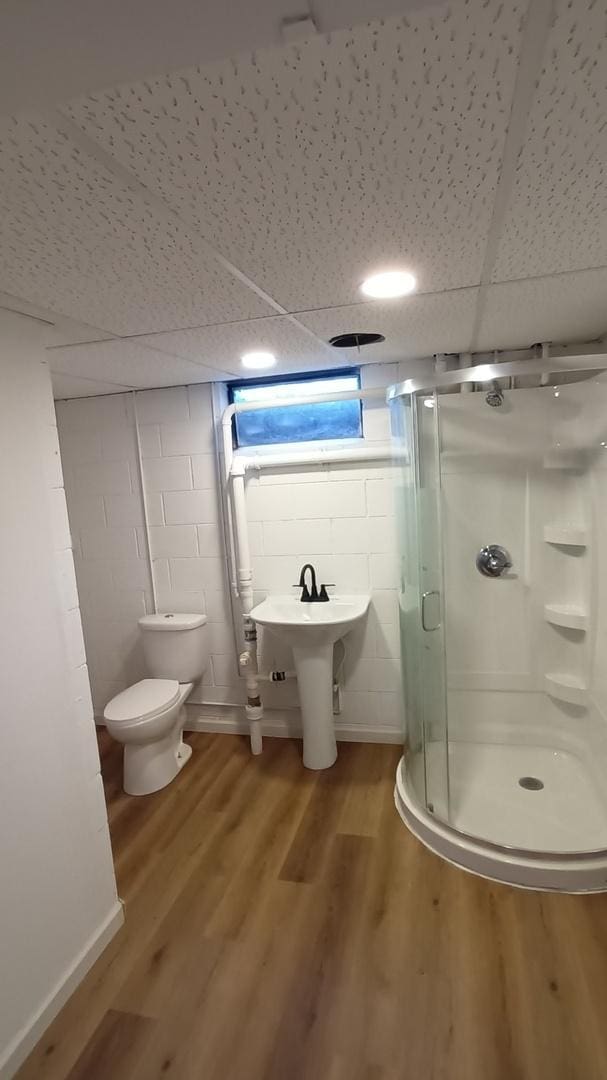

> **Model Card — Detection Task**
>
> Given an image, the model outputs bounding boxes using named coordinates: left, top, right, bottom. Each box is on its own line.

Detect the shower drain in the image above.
left=518, top=776, right=544, bottom=791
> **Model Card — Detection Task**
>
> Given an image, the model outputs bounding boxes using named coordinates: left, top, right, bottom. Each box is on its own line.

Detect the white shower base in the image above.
left=396, top=741, right=607, bottom=892
left=424, top=741, right=607, bottom=852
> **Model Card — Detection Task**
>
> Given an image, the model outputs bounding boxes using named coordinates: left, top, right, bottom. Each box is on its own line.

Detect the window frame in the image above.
left=227, top=367, right=363, bottom=450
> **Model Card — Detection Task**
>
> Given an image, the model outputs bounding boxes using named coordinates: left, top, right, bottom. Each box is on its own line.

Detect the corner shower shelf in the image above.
left=544, top=673, right=588, bottom=706
left=543, top=525, right=588, bottom=547
left=543, top=603, right=588, bottom=631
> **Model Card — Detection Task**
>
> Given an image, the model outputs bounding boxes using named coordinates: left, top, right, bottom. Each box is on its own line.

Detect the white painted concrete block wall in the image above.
left=136, top=384, right=239, bottom=704
left=0, top=313, right=120, bottom=1078
left=243, top=364, right=403, bottom=736
left=56, top=393, right=154, bottom=711
left=56, top=364, right=406, bottom=739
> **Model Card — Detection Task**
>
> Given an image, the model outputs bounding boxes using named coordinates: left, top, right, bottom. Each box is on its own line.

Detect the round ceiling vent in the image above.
left=329, top=332, right=385, bottom=349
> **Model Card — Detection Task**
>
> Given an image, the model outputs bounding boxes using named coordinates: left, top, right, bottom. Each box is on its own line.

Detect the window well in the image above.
left=229, top=369, right=362, bottom=448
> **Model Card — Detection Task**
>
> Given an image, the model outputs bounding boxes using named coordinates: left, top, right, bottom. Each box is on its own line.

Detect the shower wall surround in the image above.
left=56, top=363, right=407, bottom=742
left=436, top=384, right=607, bottom=770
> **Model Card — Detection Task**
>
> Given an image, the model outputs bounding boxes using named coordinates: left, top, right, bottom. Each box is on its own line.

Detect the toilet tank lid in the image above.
left=139, top=613, right=207, bottom=632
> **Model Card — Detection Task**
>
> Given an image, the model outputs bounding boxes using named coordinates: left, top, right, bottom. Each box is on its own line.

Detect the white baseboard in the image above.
left=0, top=901, right=124, bottom=1080
left=182, top=703, right=403, bottom=745
left=93, top=704, right=402, bottom=746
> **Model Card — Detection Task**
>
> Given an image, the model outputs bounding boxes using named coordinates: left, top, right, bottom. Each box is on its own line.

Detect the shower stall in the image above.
left=389, top=353, right=607, bottom=891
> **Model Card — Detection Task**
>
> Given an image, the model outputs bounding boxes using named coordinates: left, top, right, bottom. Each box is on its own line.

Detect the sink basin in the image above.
left=250, top=594, right=370, bottom=648
left=250, top=594, right=370, bottom=770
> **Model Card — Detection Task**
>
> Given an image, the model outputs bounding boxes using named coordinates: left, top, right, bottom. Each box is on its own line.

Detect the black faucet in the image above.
left=295, top=563, right=334, bottom=603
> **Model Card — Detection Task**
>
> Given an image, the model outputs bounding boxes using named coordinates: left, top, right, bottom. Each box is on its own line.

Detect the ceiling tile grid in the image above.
left=66, top=0, right=526, bottom=310
left=0, top=289, right=113, bottom=345
left=133, top=315, right=338, bottom=374
left=51, top=372, right=133, bottom=398
left=298, top=286, right=479, bottom=362
left=48, top=337, right=233, bottom=388
left=476, top=268, right=607, bottom=351
left=492, top=0, right=607, bottom=281
left=0, top=116, right=274, bottom=335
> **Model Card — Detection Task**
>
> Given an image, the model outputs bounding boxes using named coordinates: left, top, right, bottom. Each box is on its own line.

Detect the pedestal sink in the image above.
left=250, top=595, right=370, bottom=769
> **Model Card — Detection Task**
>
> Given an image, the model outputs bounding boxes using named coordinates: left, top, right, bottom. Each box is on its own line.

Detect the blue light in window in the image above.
left=231, top=372, right=362, bottom=448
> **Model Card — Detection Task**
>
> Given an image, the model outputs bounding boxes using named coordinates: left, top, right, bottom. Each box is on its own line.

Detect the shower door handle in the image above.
left=421, top=591, right=441, bottom=632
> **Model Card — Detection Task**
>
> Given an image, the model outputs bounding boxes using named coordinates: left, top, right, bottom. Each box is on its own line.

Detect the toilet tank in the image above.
left=138, top=613, right=209, bottom=683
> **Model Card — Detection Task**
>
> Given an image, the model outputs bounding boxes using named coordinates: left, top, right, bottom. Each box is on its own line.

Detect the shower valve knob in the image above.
left=476, top=544, right=512, bottom=578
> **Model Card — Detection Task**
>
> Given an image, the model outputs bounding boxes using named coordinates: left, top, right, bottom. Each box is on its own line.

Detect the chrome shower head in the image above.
left=485, top=381, right=504, bottom=407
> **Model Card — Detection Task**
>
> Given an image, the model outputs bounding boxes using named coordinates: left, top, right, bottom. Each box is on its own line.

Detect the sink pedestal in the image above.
left=249, top=594, right=370, bottom=771
left=292, top=642, right=337, bottom=770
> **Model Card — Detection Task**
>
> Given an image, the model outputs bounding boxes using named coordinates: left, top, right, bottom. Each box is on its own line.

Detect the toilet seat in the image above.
left=104, top=678, right=180, bottom=725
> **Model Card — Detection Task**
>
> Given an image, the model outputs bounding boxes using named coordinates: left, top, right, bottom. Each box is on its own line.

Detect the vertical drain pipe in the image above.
left=223, top=410, right=264, bottom=754
left=221, top=407, right=264, bottom=754
left=132, top=391, right=157, bottom=614
left=231, top=462, right=263, bottom=754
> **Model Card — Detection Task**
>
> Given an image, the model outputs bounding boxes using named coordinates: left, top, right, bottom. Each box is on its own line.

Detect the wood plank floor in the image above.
left=17, top=731, right=607, bottom=1080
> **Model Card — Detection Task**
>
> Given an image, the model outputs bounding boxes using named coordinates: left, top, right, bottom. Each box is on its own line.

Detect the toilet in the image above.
left=103, top=613, right=209, bottom=796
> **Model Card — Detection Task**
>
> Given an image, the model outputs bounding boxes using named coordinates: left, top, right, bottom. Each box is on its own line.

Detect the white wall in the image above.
left=56, top=393, right=154, bottom=709
left=0, top=313, right=121, bottom=1079
left=57, top=364, right=407, bottom=741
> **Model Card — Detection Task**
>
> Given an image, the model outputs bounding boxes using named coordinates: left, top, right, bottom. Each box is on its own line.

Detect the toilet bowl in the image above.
left=104, top=679, right=193, bottom=795
left=103, top=613, right=209, bottom=795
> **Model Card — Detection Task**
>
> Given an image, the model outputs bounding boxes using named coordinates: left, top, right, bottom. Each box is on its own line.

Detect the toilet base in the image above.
left=123, top=732, right=192, bottom=796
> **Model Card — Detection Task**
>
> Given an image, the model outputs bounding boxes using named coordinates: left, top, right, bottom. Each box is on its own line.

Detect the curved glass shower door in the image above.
left=392, top=389, right=449, bottom=821
left=390, top=353, right=607, bottom=889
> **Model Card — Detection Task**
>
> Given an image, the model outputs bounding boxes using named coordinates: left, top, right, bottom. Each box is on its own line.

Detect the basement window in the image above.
left=229, top=369, right=362, bottom=448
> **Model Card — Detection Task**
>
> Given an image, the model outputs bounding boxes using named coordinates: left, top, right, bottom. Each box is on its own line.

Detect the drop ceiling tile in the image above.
left=476, top=269, right=607, bottom=352
left=0, top=291, right=113, bottom=346
left=298, top=288, right=478, bottom=362
left=134, top=316, right=336, bottom=375
left=51, top=372, right=131, bottom=399
left=66, top=1, right=525, bottom=310
left=0, top=116, right=273, bottom=335
left=43, top=322, right=112, bottom=348
left=48, top=337, right=232, bottom=388
left=492, top=0, right=607, bottom=281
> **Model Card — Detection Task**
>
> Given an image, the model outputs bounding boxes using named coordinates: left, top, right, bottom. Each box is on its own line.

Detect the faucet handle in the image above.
left=318, top=584, right=335, bottom=602
left=293, top=582, right=312, bottom=601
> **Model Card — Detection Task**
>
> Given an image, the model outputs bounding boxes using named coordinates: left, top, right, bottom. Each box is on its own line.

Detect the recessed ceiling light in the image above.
left=241, top=351, right=277, bottom=370
left=360, top=269, right=417, bottom=299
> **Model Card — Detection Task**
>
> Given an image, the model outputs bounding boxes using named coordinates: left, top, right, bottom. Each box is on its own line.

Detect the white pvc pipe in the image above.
left=131, top=391, right=157, bottom=614
left=234, top=443, right=391, bottom=474
left=210, top=391, right=243, bottom=689
left=231, top=471, right=263, bottom=753
left=226, top=384, right=386, bottom=416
